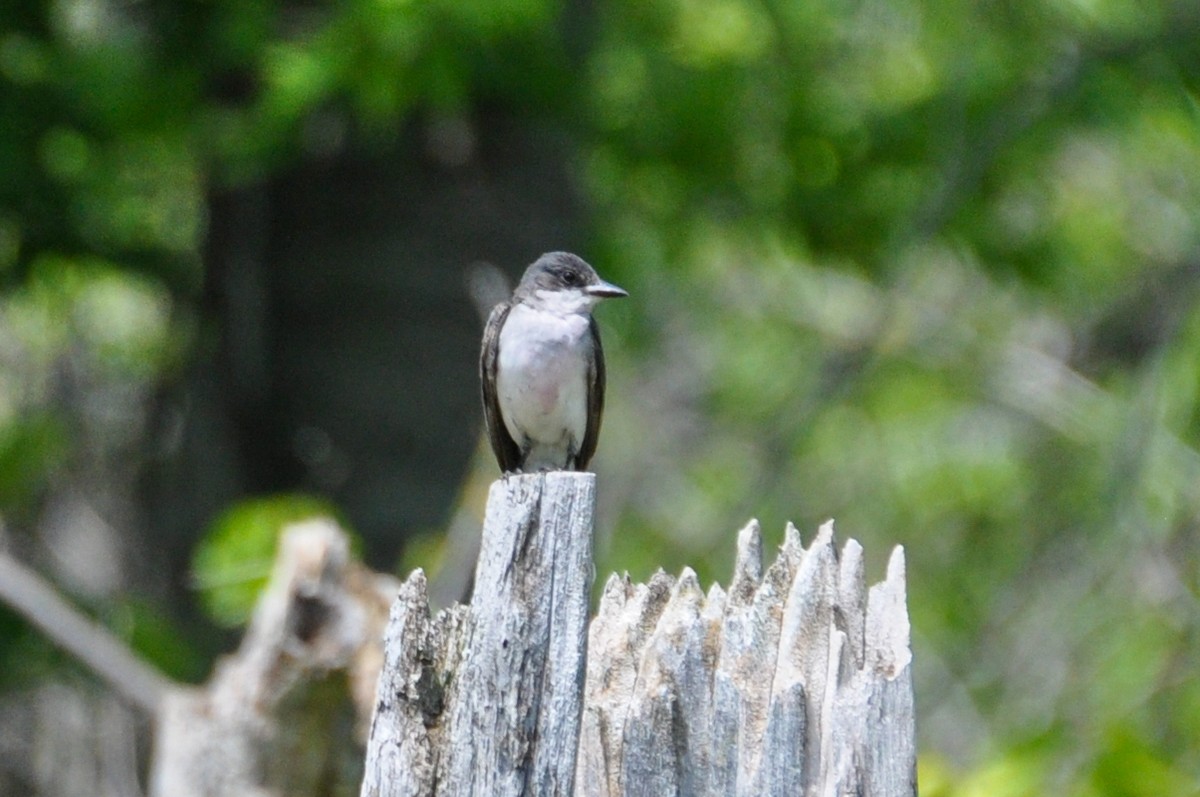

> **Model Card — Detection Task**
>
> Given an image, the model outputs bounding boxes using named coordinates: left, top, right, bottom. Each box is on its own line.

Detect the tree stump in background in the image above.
left=150, top=519, right=398, bottom=797
left=361, top=473, right=916, bottom=797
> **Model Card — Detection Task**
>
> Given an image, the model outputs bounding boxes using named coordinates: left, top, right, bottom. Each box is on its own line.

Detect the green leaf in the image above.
left=192, top=494, right=347, bottom=628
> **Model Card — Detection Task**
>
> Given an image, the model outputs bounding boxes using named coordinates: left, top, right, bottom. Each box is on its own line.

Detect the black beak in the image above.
left=587, top=279, right=628, bottom=299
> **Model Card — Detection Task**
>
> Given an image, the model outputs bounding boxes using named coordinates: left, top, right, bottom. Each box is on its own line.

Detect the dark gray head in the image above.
left=514, top=252, right=627, bottom=311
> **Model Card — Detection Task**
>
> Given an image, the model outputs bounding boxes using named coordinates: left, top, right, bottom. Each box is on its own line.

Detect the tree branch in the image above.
left=0, top=549, right=172, bottom=714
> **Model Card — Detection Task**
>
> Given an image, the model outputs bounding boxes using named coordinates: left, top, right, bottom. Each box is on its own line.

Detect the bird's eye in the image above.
left=560, top=270, right=578, bottom=285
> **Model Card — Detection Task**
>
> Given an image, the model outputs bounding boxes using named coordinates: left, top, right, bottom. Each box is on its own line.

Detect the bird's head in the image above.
left=516, top=252, right=628, bottom=315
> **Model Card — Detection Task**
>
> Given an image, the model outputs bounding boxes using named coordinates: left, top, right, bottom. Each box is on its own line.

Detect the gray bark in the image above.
left=362, top=476, right=916, bottom=797
left=579, top=520, right=916, bottom=797
left=361, top=472, right=596, bottom=797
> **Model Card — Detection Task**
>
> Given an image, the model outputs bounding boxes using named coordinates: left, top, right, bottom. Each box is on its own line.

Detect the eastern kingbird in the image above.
left=480, top=252, right=628, bottom=473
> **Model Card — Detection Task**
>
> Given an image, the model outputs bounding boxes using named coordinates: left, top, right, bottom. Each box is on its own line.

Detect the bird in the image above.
left=480, top=252, right=627, bottom=473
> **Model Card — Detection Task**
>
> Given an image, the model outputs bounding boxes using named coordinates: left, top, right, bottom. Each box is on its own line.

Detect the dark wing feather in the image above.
left=480, top=302, right=522, bottom=472
left=576, top=315, right=606, bottom=471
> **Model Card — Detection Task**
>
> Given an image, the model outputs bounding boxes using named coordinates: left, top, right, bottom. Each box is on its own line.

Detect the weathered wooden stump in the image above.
left=361, top=472, right=595, bottom=797
left=151, top=519, right=398, bottom=797
left=361, top=473, right=916, bottom=797
left=2, top=516, right=403, bottom=797
left=577, top=520, right=914, bottom=796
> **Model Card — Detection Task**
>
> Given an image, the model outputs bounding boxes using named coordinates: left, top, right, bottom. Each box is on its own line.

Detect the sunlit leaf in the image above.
left=192, top=494, right=348, bottom=628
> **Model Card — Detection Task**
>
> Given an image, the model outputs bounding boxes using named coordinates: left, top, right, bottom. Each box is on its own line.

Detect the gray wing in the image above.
left=480, top=302, right=522, bottom=472
left=575, top=316, right=606, bottom=471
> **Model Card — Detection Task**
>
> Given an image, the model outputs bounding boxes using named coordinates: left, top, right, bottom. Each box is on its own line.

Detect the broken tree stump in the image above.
left=1, top=515, right=403, bottom=797
left=360, top=473, right=916, bottom=797
left=576, top=520, right=915, bottom=796
left=150, top=518, right=399, bottom=797
left=361, top=472, right=595, bottom=797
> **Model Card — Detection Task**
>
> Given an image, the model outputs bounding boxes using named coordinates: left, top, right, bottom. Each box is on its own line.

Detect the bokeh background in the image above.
left=2, top=0, right=1200, bottom=793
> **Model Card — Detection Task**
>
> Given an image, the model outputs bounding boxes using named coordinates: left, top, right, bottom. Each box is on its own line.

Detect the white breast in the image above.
left=496, top=302, right=592, bottom=469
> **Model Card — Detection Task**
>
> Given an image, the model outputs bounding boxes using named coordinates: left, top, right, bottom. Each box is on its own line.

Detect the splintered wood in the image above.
left=575, top=520, right=915, bottom=797
left=360, top=473, right=915, bottom=797
left=361, top=473, right=596, bottom=797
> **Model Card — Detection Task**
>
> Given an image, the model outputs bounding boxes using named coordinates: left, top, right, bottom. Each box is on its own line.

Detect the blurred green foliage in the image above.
left=0, top=586, right=205, bottom=688
left=192, top=494, right=347, bottom=627
left=0, top=255, right=180, bottom=517
left=2, top=0, right=1200, bottom=793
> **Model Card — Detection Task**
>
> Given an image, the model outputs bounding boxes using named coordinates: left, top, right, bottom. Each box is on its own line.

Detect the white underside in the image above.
left=496, top=296, right=593, bottom=470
